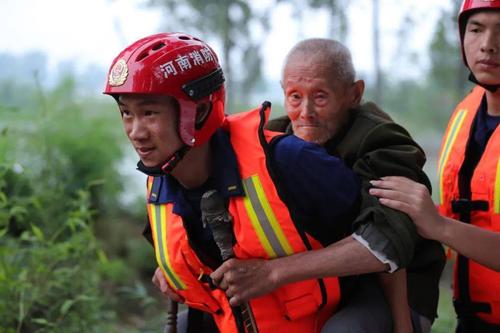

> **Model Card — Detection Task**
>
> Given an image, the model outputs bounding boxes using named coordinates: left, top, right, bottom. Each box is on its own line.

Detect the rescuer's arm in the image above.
left=370, top=176, right=500, bottom=272
left=211, top=236, right=388, bottom=306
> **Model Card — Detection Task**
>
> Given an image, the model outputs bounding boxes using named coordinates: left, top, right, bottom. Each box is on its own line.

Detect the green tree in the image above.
left=279, top=0, right=349, bottom=42
left=148, top=0, right=271, bottom=111
left=306, top=0, right=349, bottom=42
left=425, top=0, right=472, bottom=127
left=428, top=0, right=470, bottom=100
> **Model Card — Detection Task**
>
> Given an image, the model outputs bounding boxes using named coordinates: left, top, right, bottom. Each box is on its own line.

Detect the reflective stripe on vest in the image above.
left=147, top=180, right=186, bottom=291
left=495, top=158, right=500, bottom=214
left=438, top=108, right=468, bottom=205
left=242, top=175, right=293, bottom=258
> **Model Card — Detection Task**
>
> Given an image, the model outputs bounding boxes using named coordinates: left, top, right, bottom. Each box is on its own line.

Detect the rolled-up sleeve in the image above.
left=351, top=122, right=430, bottom=268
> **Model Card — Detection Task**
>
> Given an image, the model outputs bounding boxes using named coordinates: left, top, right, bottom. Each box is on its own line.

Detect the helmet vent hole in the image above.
left=136, top=51, right=149, bottom=62
left=152, top=42, right=165, bottom=51
left=178, top=35, right=191, bottom=40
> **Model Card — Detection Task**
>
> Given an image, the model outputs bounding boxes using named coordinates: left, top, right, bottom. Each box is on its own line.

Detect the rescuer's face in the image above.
left=464, top=10, right=500, bottom=85
left=118, top=94, right=183, bottom=168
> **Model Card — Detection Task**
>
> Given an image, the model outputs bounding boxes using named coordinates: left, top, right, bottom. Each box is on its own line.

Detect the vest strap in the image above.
left=453, top=298, right=491, bottom=317
left=456, top=315, right=500, bottom=333
left=451, top=198, right=489, bottom=214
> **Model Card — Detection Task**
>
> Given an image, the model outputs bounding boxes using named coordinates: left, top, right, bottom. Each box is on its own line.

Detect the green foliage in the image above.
left=0, top=164, right=115, bottom=332
left=429, top=19, right=460, bottom=89
left=15, top=76, right=123, bottom=216
left=428, top=3, right=470, bottom=101
left=0, top=165, right=32, bottom=236
left=372, top=0, right=473, bottom=137
left=0, top=75, right=164, bottom=332
left=379, top=78, right=458, bottom=135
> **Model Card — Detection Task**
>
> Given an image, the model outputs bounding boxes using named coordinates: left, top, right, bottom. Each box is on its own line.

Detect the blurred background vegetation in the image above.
left=0, top=0, right=471, bottom=332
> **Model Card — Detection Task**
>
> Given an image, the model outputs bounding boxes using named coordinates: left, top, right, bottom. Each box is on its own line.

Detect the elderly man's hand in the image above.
left=152, top=267, right=184, bottom=303
left=210, top=258, right=280, bottom=306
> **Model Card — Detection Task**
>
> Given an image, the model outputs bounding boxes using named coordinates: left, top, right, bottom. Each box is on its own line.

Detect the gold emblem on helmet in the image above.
left=108, top=59, right=128, bottom=86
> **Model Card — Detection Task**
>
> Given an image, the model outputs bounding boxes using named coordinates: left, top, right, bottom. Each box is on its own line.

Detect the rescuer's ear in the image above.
left=195, top=101, right=212, bottom=129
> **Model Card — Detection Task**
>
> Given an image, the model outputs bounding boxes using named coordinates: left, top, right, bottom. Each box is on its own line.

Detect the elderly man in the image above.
left=211, top=39, right=445, bottom=333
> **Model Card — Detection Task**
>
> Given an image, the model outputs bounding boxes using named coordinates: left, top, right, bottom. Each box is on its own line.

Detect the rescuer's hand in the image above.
left=152, top=266, right=184, bottom=303
left=210, top=258, right=280, bottom=306
left=369, top=176, right=444, bottom=240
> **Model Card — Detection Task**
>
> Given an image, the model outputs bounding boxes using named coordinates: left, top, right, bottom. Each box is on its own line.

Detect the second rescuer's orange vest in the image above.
left=147, top=104, right=341, bottom=333
left=437, top=86, right=500, bottom=324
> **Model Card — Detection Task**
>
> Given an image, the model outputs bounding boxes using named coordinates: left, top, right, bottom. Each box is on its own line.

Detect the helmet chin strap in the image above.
left=469, top=72, right=500, bottom=93
left=136, top=145, right=191, bottom=176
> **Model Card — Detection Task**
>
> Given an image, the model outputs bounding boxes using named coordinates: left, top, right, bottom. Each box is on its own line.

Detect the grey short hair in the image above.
left=282, top=38, right=356, bottom=87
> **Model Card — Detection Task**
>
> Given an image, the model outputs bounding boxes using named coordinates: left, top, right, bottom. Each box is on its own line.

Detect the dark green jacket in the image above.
left=266, top=102, right=445, bottom=320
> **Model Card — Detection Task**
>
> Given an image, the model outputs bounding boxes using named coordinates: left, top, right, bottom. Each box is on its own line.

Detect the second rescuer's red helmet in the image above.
left=103, top=32, right=225, bottom=148
left=458, top=0, right=500, bottom=66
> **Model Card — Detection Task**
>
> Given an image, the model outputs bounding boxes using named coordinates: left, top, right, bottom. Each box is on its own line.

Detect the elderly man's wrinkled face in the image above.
left=283, top=59, right=355, bottom=145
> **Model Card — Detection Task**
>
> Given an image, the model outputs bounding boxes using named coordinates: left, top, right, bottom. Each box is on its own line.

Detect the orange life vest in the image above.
left=146, top=104, right=341, bottom=333
left=437, top=86, right=500, bottom=324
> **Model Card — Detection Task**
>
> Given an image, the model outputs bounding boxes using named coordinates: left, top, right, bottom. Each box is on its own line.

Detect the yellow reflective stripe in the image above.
left=242, top=188, right=276, bottom=257
left=242, top=175, right=293, bottom=258
left=146, top=179, right=152, bottom=200
left=150, top=204, right=186, bottom=290
left=251, top=177, right=294, bottom=255
left=438, top=109, right=468, bottom=205
left=494, top=158, right=500, bottom=214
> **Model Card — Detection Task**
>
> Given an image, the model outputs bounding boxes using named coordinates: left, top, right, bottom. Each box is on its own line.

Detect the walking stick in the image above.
left=201, top=190, right=259, bottom=333
left=164, top=298, right=178, bottom=333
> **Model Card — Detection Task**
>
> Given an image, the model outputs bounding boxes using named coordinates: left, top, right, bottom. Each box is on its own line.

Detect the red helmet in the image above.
left=458, top=0, right=500, bottom=66
left=104, top=32, right=225, bottom=148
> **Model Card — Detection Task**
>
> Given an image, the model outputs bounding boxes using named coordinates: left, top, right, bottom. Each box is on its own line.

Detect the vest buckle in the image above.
left=451, top=198, right=489, bottom=214
left=453, top=299, right=491, bottom=317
